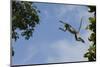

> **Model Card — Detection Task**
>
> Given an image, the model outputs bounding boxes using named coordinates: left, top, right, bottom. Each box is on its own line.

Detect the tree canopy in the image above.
left=84, top=6, right=96, bottom=61
left=12, top=1, right=40, bottom=56
left=12, top=1, right=40, bottom=41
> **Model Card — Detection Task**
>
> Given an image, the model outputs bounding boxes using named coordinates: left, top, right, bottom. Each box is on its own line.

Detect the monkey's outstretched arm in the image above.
left=59, top=27, right=66, bottom=32
left=59, top=20, right=66, bottom=24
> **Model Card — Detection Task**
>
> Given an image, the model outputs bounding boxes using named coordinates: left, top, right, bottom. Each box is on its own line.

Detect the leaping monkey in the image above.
left=59, top=17, right=85, bottom=43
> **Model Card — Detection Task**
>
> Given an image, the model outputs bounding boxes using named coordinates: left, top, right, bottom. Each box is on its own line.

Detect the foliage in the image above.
left=84, top=6, right=96, bottom=61
left=12, top=1, right=40, bottom=56
left=12, top=1, right=40, bottom=41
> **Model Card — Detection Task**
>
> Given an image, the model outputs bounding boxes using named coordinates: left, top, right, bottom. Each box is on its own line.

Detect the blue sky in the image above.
left=12, top=2, right=94, bottom=65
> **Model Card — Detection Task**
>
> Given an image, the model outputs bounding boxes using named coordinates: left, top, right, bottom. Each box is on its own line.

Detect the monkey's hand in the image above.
left=59, top=20, right=66, bottom=24
left=59, top=27, right=66, bottom=32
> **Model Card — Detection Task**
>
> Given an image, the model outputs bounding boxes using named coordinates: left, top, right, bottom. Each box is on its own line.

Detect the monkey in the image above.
left=59, top=20, right=85, bottom=43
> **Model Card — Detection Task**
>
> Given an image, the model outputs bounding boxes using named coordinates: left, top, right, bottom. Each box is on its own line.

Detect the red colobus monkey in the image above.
left=59, top=17, right=85, bottom=43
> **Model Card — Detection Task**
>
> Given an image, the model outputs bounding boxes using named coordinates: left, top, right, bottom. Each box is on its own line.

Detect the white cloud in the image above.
left=54, top=5, right=77, bottom=19
left=45, top=38, right=89, bottom=63
left=21, top=44, right=38, bottom=64
left=42, top=10, right=49, bottom=22
left=20, top=38, right=89, bottom=64
left=44, top=26, right=91, bottom=63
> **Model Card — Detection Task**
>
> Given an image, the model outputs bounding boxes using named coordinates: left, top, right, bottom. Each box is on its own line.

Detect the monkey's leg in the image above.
left=78, top=37, right=85, bottom=43
left=74, top=34, right=85, bottom=43
left=75, top=36, right=85, bottom=43
left=75, top=34, right=78, bottom=41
